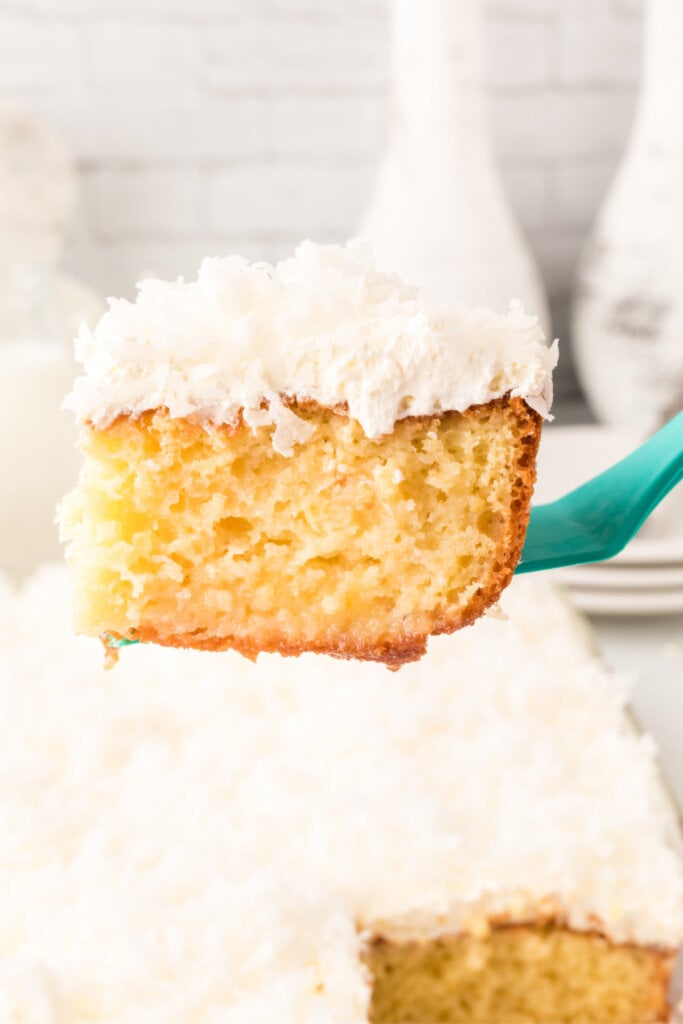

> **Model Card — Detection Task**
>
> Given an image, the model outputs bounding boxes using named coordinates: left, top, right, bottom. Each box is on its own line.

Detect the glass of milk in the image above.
left=0, top=336, right=81, bottom=579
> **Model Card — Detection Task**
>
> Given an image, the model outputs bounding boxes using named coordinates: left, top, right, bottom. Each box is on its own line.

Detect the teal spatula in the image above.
left=517, top=411, right=683, bottom=574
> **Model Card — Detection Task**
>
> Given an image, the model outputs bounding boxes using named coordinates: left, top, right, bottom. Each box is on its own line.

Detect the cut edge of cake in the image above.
left=363, top=918, right=677, bottom=1023
left=59, top=394, right=542, bottom=667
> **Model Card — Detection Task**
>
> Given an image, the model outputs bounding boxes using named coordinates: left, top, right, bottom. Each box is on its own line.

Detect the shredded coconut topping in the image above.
left=65, top=240, right=558, bottom=454
left=0, top=569, right=681, bottom=1022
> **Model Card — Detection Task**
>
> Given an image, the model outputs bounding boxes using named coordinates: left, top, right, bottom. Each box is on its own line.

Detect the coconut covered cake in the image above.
left=58, top=241, right=557, bottom=665
left=1, top=567, right=681, bottom=1022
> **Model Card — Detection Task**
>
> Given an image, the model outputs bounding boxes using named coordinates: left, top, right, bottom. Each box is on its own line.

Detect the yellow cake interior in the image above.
left=59, top=396, right=540, bottom=664
left=364, top=924, right=674, bottom=1023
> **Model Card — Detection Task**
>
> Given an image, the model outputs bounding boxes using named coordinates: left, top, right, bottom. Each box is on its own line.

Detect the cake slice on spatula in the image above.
left=58, top=241, right=556, bottom=665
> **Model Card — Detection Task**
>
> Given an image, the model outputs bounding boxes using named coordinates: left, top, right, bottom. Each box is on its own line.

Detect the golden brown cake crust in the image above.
left=430, top=397, right=542, bottom=637
left=365, top=920, right=676, bottom=1023
left=100, top=395, right=542, bottom=668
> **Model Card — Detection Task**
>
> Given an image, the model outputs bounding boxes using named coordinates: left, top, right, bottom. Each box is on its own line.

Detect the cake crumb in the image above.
left=100, top=636, right=120, bottom=670
left=484, top=602, right=508, bottom=622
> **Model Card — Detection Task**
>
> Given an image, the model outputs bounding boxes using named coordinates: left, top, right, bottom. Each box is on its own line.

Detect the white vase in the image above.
left=573, top=0, right=683, bottom=428
left=359, top=0, right=549, bottom=329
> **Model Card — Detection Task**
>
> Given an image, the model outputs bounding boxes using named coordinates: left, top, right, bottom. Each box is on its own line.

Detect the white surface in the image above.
left=565, top=586, right=683, bottom=616
left=560, top=564, right=683, bottom=589
left=535, top=423, right=643, bottom=505
left=605, top=531, right=683, bottom=566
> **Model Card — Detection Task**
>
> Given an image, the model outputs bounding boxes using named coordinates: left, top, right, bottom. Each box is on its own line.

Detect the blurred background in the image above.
left=0, top=0, right=651, bottom=405
left=1, top=0, right=682, bottom=784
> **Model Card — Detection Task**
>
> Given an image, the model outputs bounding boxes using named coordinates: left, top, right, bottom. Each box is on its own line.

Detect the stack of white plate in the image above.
left=534, top=424, right=683, bottom=616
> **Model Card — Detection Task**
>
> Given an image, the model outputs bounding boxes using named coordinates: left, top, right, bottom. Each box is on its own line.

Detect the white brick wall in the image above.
left=0, top=0, right=645, bottom=400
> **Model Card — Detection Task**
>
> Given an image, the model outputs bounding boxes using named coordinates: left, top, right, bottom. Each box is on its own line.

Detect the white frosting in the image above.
left=65, top=240, right=558, bottom=455
left=0, top=568, right=681, bottom=1022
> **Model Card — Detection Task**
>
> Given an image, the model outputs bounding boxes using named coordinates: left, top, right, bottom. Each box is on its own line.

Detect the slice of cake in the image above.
left=59, top=241, right=556, bottom=664
left=1, top=569, right=681, bottom=1022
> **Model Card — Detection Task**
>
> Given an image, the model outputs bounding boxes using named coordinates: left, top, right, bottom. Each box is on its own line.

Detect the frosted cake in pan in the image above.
left=1, top=569, right=681, bottom=1022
